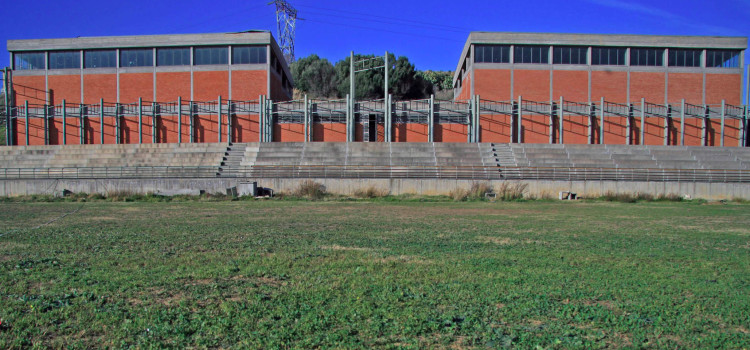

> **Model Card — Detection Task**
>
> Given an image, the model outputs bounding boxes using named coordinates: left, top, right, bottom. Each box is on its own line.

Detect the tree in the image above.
left=333, top=53, right=432, bottom=101
left=289, top=54, right=337, bottom=99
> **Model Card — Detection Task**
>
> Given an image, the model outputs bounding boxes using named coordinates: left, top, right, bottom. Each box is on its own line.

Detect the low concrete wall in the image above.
left=1, top=178, right=749, bottom=200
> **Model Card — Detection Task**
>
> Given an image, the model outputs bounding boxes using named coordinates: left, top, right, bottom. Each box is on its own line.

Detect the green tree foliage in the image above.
left=417, top=70, right=453, bottom=92
left=289, top=55, right=338, bottom=99
left=294, top=53, right=433, bottom=100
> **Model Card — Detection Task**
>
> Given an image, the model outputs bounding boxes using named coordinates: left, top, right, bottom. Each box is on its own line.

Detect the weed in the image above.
left=495, top=182, right=527, bottom=201
left=352, top=186, right=389, bottom=199
left=294, top=180, right=327, bottom=200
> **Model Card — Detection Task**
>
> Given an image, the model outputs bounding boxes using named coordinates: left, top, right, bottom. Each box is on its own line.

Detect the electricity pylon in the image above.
left=268, top=0, right=299, bottom=63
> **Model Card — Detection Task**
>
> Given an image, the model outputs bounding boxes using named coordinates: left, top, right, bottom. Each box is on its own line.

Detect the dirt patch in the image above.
left=478, top=236, right=545, bottom=245
left=321, top=245, right=375, bottom=252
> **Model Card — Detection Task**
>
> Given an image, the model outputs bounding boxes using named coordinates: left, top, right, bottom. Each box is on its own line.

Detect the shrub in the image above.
left=294, top=180, right=327, bottom=200
left=352, top=186, right=389, bottom=199
left=495, top=182, right=527, bottom=201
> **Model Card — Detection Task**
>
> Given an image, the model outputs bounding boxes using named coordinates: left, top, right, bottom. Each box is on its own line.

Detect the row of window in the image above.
left=474, top=45, right=742, bottom=68
left=14, top=46, right=268, bottom=70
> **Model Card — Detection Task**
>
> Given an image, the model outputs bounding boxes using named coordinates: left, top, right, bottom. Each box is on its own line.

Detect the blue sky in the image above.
left=1, top=0, right=749, bottom=99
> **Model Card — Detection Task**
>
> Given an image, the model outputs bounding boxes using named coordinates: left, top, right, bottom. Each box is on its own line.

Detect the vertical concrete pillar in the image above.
left=599, top=97, right=604, bottom=145
left=62, top=100, right=67, bottom=145
left=152, top=102, right=158, bottom=144
left=138, top=98, right=143, bottom=144
left=559, top=97, right=564, bottom=144
left=517, top=96, right=523, bottom=143
left=640, top=98, right=645, bottom=145
left=664, top=104, right=672, bottom=146
left=218, top=96, right=222, bottom=143
left=24, top=101, right=29, bottom=146
left=720, top=100, right=725, bottom=147
left=680, top=100, right=686, bottom=146
left=178, top=97, right=182, bottom=144
left=100, top=99, right=105, bottom=145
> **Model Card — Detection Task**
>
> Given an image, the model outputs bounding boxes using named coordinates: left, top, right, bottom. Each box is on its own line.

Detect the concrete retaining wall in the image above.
left=2, top=177, right=749, bottom=200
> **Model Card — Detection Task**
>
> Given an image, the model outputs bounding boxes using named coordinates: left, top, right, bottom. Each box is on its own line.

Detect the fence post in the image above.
left=43, top=104, right=48, bottom=145
left=549, top=100, right=554, bottom=144
left=227, top=99, right=232, bottom=143
left=640, top=98, right=645, bottom=145
left=517, top=96, right=523, bottom=143
left=218, top=96, right=222, bottom=143
left=189, top=100, right=194, bottom=143
left=79, top=104, right=85, bottom=145
left=599, top=97, right=605, bottom=145
left=680, top=100, right=685, bottom=146
left=178, top=97, right=182, bottom=144
left=428, top=94, right=435, bottom=143
left=588, top=102, right=594, bottom=144
left=259, top=95, right=265, bottom=142
left=559, top=96, right=564, bottom=144
left=702, top=105, right=709, bottom=146
left=100, top=98, right=105, bottom=145
left=664, top=103, right=670, bottom=146
left=627, top=103, right=633, bottom=145
left=24, top=101, right=29, bottom=146
left=62, top=100, right=67, bottom=145
left=303, top=94, right=309, bottom=143
left=152, top=102, right=158, bottom=144
left=720, top=100, right=725, bottom=147
left=138, top=97, right=143, bottom=144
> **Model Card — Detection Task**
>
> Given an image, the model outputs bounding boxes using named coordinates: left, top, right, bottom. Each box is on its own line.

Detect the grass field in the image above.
left=0, top=199, right=748, bottom=348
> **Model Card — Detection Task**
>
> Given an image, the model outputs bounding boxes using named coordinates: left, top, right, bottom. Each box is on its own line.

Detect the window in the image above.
left=84, top=50, right=116, bottom=68
left=49, top=51, right=81, bottom=69
left=120, top=49, right=153, bottom=67
left=514, top=45, right=549, bottom=64
left=14, top=52, right=45, bottom=70
left=553, top=46, right=588, bottom=65
left=706, top=50, right=741, bottom=68
left=668, top=49, right=702, bottom=67
left=194, top=46, right=228, bottom=65
left=232, top=46, right=267, bottom=64
left=630, top=48, right=664, bottom=66
left=591, top=47, right=626, bottom=65
left=474, top=45, right=510, bottom=63
left=157, top=47, right=190, bottom=66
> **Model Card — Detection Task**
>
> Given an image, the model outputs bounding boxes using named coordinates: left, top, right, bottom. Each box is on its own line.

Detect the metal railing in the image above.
left=0, top=164, right=748, bottom=183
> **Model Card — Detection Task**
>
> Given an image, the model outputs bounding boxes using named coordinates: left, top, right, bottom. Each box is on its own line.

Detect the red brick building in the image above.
left=453, top=32, right=747, bottom=146
left=7, top=31, right=292, bottom=145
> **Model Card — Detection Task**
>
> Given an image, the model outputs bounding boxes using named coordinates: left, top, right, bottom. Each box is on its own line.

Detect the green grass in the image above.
left=0, top=200, right=748, bottom=348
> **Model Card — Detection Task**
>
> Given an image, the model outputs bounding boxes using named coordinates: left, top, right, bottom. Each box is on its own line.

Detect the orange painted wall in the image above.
left=553, top=70, right=588, bottom=101
left=13, top=76, right=47, bottom=104
left=155, top=72, right=190, bottom=102
left=591, top=71, right=627, bottom=103
left=232, top=70, right=267, bottom=101
left=705, top=74, right=741, bottom=105
left=514, top=70, right=549, bottom=101
left=435, top=124, right=467, bottom=143
left=521, top=114, right=551, bottom=144
left=456, top=74, right=472, bottom=101
left=119, top=73, right=154, bottom=104
left=603, top=116, right=628, bottom=145
left=474, top=69, right=511, bottom=101
left=274, top=123, right=304, bottom=142
left=479, top=114, right=511, bottom=143
left=232, top=114, right=260, bottom=143
left=630, top=72, right=665, bottom=103
left=313, top=123, right=346, bottom=142
left=563, top=115, right=589, bottom=144
left=668, top=73, right=702, bottom=105
left=48, top=75, right=82, bottom=104
left=394, top=124, right=429, bottom=142
left=193, top=71, right=229, bottom=101
left=83, top=74, right=116, bottom=104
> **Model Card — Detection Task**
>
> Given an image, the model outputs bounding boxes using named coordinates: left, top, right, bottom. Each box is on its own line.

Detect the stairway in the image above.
left=216, top=143, right=246, bottom=177
left=490, top=143, right=519, bottom=179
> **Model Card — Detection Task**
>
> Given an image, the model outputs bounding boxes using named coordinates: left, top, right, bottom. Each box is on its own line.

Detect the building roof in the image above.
left=7, top=31, right=276, bottom=51
left=454, top=31, right=749, bottom=84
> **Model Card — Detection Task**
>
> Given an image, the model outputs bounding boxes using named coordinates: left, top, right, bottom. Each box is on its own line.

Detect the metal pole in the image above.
left=664, top=104, right=670, bottom=146
left=115, top=103, right=120, bottom=144
left=267, top=98, right=273, bottom=142
left=428, top=94, right=434, bottom=143
left=640, top=98, right=645, bottom=145
left=153, top=102, right=158, bottom=144
left=62, top=100, right=67, bottom=145
left=588, top=102, right=594, bottom=144
left=217, top=96, right=222, bottom=143
left=720, top=100, right=725, bottom=147
left=190, top=100, right=194, bottom=143
left=227, top=99, right=232, bottom=143
left=79, top=104, right=84, bottom=145
left=43, top=104, right=48, bottom=145
left=24, top=101, right=29, bottom=146
left=304, top=94, right=309, bottom=142
left=627, top=103, right=633, bottom=145
left=178, top=97, right=182, bottom=144
left=386, top=94, right=392, bottom=142
left=3, top=68, right=10, bottom=145
left=138, top=97, right=143, bottom=144
left=100, top=98, right=104, bottom=145
left=549, top=101, right=554, bottom=144
left=475, top=95, right=481, bottom=142
left=517, top=96, right=523, bottom=143
left=680, top=100, right=685, bottom=146
left=346, top=94, right=351, bottom=142
left=559, top=97, right=564, bottom=144
left=743, top=105, right=748, bottom=147
left=746, top=64, right=749, bottom=107
left=599, top=97, right=605, bottom=145
left=702, top=105, right=708, bottom=146
left=384, top=52, right=389, bottom=104
left=350, top=52, right=355, bottom=143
